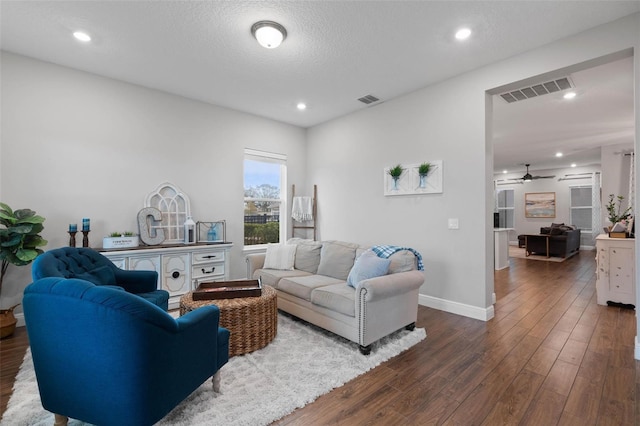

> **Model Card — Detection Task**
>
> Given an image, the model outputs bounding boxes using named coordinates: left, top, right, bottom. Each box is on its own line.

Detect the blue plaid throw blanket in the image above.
left=371, top=245, right=424, bottom=271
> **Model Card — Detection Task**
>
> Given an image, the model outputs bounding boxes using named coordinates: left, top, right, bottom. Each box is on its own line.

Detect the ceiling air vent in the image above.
left=499, top=77, right=574, bottom=103
left=357, top=94, right=380, bottom=105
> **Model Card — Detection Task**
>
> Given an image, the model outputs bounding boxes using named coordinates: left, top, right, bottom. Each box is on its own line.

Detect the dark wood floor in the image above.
left=1, top=251, right=638, bottom=425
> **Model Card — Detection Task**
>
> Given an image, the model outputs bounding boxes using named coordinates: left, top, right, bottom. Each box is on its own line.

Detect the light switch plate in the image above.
left=448, top=218, right=459, bottom=229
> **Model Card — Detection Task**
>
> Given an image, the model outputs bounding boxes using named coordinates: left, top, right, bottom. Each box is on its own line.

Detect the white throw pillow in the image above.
left=264, top=243, right=297, bottom=270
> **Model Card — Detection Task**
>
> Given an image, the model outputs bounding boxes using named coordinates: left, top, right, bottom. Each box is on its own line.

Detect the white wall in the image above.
left=601, top=143, right=635, bottom=226
left=307, top=13, right=639, bottom=321
left=0, top=52, right=307, bottom=309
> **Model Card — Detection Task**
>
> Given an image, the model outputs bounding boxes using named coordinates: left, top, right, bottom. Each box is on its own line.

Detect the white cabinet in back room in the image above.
left=595, top=234, right=635, bottom=306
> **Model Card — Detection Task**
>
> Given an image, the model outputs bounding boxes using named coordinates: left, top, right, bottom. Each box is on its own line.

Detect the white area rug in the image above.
left=1, top=313, right=426, bottom=426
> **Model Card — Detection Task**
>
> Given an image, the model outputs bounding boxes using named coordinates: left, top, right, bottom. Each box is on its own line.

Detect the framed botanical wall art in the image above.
left=384, top=160, right=443, bottom=196
left=525, top=192, right=556, bottom=218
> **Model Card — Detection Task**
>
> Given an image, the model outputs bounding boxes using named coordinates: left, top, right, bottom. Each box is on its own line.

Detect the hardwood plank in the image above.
left=480, top=369, right=546, bottom=425
left=520, top=389, right=566, bottom=425
left=557, top=338, right=588, bottom=366
left=541, top=359, right=579, bottom=397
left=562, top=374, right=603, bottom=423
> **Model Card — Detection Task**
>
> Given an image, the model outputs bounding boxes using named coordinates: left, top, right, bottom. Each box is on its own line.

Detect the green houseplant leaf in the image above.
left=388, top=164, right=404, bottom=178
left=0, top=203, right=47, bottom=296
left=418, top=162, right=431, bottom=176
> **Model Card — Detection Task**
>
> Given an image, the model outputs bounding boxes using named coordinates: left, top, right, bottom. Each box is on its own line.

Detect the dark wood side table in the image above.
left=524, top=234, right=551, bottom=258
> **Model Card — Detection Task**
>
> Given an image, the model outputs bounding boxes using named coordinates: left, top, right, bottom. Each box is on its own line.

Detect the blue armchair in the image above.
left=32, top=247, right=169, bottom=310
left=23, top=276, right=230, bottom=426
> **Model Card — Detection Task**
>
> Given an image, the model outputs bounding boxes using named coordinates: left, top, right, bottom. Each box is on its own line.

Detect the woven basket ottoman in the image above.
left=179, top=285, right=277, bottom=356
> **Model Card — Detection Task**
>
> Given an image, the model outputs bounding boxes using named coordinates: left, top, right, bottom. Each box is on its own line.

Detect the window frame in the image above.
left=569, top=184, right=593, bottom=232
left=496, top=188, right=515, bottom=228
left=243, top=149, right=287, bottom=249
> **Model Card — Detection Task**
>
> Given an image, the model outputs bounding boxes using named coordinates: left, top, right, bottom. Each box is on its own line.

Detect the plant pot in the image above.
left=0, top=304, right=19, bottom=339
left=103, top=236, right=139, bottom=249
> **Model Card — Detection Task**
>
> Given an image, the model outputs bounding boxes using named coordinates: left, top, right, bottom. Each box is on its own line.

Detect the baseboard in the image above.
left=419, top=294, right=494, bottom=321
left=15, top=312, right=25, bottom=327
left=635, top=336, right=640, bottom=360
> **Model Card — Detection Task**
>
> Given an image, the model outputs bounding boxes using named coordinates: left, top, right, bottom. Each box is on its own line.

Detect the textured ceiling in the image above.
left=1, top=1, right=638, bottom=171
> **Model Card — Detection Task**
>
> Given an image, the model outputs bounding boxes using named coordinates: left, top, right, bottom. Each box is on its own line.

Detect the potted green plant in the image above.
left=103, top=231, right=139, bottom=249
left=0, top=202, right=47, bottom=338
left=606, top=194, right=632, bottom=226
left=418, top=162, right=431, bottom=188
left=388, top=164, right=404, bottom=190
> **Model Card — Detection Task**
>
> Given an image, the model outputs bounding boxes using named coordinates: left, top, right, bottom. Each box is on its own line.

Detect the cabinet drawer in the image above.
left=192, top=263, right=225, bottom=280
left=192, top=251, right=225, bottom=264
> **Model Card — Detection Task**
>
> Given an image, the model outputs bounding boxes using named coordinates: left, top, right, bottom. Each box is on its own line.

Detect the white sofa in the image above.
left=246, top=239, right=424, bottom=354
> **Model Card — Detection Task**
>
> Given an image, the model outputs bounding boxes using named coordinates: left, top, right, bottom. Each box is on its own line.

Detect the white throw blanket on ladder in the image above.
left=292, top=196, right=313, bottom=221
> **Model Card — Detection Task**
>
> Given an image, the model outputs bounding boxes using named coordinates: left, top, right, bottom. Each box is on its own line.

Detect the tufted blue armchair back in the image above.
left=32, top=247, right=169, bottom=310
left=23, top=276, right=230, bottom=425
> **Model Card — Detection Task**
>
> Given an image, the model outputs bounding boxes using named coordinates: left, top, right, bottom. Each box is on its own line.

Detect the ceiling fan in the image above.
left=518, top=164, right=555, bottom=182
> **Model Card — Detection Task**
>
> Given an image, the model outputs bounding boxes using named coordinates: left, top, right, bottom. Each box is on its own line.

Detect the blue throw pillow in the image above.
left=73, top=265, right=117, bottom=287
left=347, top=252, right=391, bottom=288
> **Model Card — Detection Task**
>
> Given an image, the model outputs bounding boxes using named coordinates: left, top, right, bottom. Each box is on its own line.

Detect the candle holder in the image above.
left=68, top=231, right=77, bottom=247
left=82, top=230, right=90, bottom=248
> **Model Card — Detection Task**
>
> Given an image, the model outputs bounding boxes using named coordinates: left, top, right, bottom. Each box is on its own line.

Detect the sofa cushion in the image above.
left=252, top=268, right=311, bottom=289
left=388, top=250, right=417, bottom=273
left=316, top=240, right=359, bottom=280
left=550, top=227, right=564, bottom=236
left=347, top=251, right=391, bottom=288
left=311, top=283, right=356, bottom=317
left=73, top=266, right=117, bottom=287
left=287, top=238, right=322, bottom=274
left=278, top=275, right=344, bottom=301
left=264, top=243, right=296, bottom=270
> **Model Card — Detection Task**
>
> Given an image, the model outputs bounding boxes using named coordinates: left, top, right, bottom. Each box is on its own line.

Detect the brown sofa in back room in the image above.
left=517, top=224, right=581, bottom=258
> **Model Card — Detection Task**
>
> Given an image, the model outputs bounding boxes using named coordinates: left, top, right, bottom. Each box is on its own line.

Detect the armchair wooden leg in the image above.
left=212, top=370, right=222, bottom=393
left=54, top=414, right=69, bottom=425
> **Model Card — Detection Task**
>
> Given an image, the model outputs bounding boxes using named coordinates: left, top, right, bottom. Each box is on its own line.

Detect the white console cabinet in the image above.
left=595, top=234, right=635, bottom=306
left=100, top=243, right=232, bottom=309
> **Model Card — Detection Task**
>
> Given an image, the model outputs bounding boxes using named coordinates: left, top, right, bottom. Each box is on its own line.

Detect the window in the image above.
left=496, top=188, right=514, bottom=228
left=244, top=149, right=287, bottom=247
left=570, top=185, right=592, bottom=231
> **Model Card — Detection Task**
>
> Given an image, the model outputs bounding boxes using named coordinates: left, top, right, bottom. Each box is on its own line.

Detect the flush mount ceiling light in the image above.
left=73, top=31, right=91, bottom=42
left=296, top=102, right=306, bottom=110
left=251, top=21, right=287, bottom=49
left=563, top=91, right=577, bottom=99
left=455, top=28, right=471, bottom=40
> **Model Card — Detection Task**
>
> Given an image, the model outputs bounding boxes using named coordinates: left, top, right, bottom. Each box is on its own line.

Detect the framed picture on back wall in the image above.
left=525, top=192, right=556, bottom=218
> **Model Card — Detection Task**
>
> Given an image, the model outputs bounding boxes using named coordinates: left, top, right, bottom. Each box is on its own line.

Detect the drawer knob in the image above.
left=172, top=271, right=180, bottom=279
left=202, top=267, right=216, bottom=274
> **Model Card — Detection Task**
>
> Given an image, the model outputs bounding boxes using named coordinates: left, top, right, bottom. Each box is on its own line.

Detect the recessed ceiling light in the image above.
left=455, top=28, right=471, bottom=40
left=571, top=163, right=577, bottom=167
left=502, top=170, right=508, bottom=174
left=555, top=152, right=563, bottom=158
left=563, top=91, right=576, bottom=99
left=73, top=31, right=91, bottom=42
left=297, top=103, right=306, bottom=110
